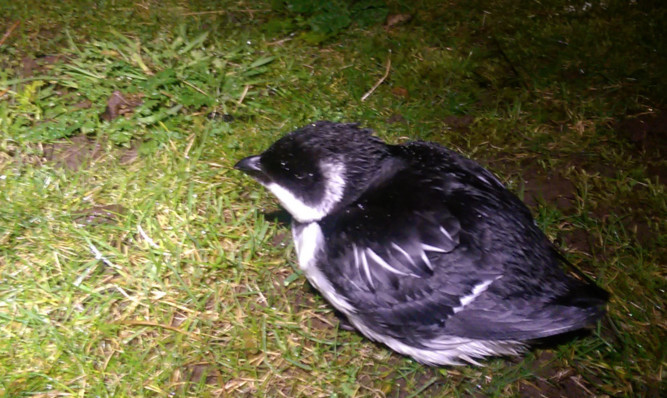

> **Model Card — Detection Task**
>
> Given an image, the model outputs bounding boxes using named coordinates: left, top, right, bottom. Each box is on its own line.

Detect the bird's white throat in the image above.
left=266, top=160, right=346, bottom=223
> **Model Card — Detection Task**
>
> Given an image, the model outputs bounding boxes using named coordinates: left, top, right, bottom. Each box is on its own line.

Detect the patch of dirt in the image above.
left=617, top=110, right=667, bottom=154
left=617, top=109, right=667, bottom=185
left=391, top=86, right=409, bottom=99
left=285, top=281, right=318, bottom=312
left=589, top=199, right=657, bottom=248
left=519, top=163, right=576, bottom=212
left=178, top=363, right=221, bottom=386
left=117, top=142, right=139, bottom=164
left=359, top=359, right=447, bottom=398
left=43, top=135, right=105, bottom=170
left=21, top=54, right=66, bottom=77
left=518, top=351, right=599, bottom=398
left=100, top=91, right=144, bottom=121
left=72, top=204, right=126, bottom=226
left=560, top=228, right=591, bottom=255
left=306, top=312, right=337, bottom=331
left=443, top=115, right=475, bottom=132
left=72, top=99, right=93, bottom=109
left=387, top=113, right=407, bottom=124
left=42, top=134, right=139, bottom=170
left=624, top=217, right=653, bottom=247
left=270, top=231, right=290, bottom=248
left=385, top=13, right=413, bottom=28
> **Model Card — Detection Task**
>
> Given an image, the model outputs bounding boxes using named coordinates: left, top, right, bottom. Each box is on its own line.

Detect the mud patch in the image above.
left=560, top=228, right=591, bottom=255
left=362, top=359, right=445, bottom=398
left=519, top=351, right=599, bottom=398
left=117, top=142, right=139, bottom=165
left=589, top=201, right=657, bottom=248
left=43, top=135, right=105, bottom=170
left=387, top=113, right=407, bottom=124
left=73, top=204, right=126, bottom=226
left=270, top=230, right=290, bottom=248
left=307, top=312, right=337, bottom=331
left=100, top=91, right=144, bottom=122
left=391, top=86, right=410, bottom=99
left=617, top=110, right=667, bottom=155
left=617, top=110, right=667, bottom=185
left=177, top=363, right=221, bottom=387
left=624, top=217, right=653, bottom=247
left=385, top=13, right=413, bottom=28
left=518, top=164, right=576, bottom=212
left=21, top=54, right=66, bottom=77
left=443, top=115, right=474, bottom=131
left=72, top=99, right=93, bottom=110
left=42, top=134, right=139, bottom=170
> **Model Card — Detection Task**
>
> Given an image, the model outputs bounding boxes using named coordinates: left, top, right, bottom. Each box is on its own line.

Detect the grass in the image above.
left=0, top=0, right=665, bottom=396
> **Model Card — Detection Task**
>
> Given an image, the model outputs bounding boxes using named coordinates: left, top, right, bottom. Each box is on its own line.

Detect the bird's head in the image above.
left=234, top=121, right=391, bottom=223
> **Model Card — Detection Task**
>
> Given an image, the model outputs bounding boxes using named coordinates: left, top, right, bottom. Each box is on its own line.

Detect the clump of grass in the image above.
left=264, top=0, right=388, bottom=43
left=2, top=25, right=277, bottom=148
left=1, top=0, right=665, bottom=396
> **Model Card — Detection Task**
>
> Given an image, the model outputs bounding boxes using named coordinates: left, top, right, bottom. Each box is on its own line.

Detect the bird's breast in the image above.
left=292, top=221, right=356, bottom=314
left=292, top=221, right=324, bottom=271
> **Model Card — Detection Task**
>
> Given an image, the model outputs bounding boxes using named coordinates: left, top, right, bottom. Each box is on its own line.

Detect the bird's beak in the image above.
left=234, top=155, right=262, bottom=172
left=234, top=155, right=269, bottom=182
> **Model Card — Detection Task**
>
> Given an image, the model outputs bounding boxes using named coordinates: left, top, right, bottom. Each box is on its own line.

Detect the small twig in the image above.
left=183, top=133, right=196, bottom=159
left=267, top=37, right=293, bottom=46
left=73, top=264, right=98, bottom=287
left=115, top=285, right=149, bottom=308
left=137, top=224, right=159, bottom=248
left=237, top=85, right=250, bottom=105
left=88, top=241, right=121, bottom=270
left=182, top=79, right=211, bottom=98
left=361, top=54, right=391, bottom=102
left=0, top=21, right=20, bottom=47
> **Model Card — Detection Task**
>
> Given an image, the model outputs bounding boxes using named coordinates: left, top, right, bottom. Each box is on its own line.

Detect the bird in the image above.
left=234, top=121, right=608, bottom=366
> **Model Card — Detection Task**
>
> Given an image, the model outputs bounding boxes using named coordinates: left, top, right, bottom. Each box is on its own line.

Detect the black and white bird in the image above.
left=234, top=121, right=608, bottom=366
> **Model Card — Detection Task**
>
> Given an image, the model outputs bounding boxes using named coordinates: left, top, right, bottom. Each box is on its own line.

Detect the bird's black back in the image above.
left=316, top=140, right=607, bottom=343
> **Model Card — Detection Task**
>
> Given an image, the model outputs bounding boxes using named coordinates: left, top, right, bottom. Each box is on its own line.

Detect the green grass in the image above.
left=1, top=0, right=665, bottom=396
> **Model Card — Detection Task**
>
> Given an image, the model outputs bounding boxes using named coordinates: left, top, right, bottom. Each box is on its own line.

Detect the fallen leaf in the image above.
left=391, top=86, right=409, bottom=98
left=100, top=91, right=143, bottom=121
left=385, top=14, right=412, bottom=28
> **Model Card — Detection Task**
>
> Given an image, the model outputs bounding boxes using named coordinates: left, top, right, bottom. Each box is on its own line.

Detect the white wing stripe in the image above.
left=366, top=248, right=415, bottom=277
left=421, top=243, right=448, bottom=253
left=355, top=244, right=375, bottom=288
left=391, top=242, right=417, bottom=267
left=420, top=251, right=433, bottom=270
left=439, top=226, right=453, bottom=241
left=452, top=277, right=500, bottom=313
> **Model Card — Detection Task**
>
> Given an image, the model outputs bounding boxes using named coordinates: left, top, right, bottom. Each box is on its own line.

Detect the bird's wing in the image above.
left=316, top=145, right=607, bottom=342
left=317, top=168, right=508, bottom=332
